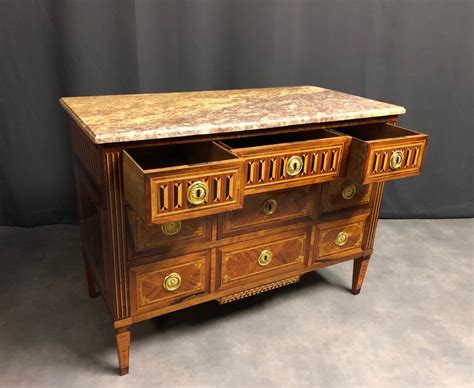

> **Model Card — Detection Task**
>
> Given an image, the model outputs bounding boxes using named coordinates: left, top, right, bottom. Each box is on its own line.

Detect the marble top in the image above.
left=60, top=86, right=405, bottom=144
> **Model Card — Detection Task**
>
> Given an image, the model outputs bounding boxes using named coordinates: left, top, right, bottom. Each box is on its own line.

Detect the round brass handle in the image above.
left=286, top=155, right=303, bottom=176
left=335, top=231, right=349, bottom=247
left=258, top=249, right=273, bottom=266
left=161, top=221, right=182, bottom=236
left=163, top=273, right=182, bottom=292
left=390, top=150, right=404, bottom=170
left=187, top=181, right=208, bottom=205
left=262, top=199, right=278, bottom=215
left=342, top=184, right=357, bottom=200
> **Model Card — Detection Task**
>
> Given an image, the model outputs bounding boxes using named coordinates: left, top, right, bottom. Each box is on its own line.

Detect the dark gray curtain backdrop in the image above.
left=0, top=0, right=472, bottom=226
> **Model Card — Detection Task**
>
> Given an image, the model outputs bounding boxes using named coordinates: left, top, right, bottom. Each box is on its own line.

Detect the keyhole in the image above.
left=260, top=253, right=270, bottom=264
left=196, top=188, right=202, bottom=197
left=262, top=199, right=277, bottom=215
left=258, top=249, right=272, bottom=266
left=293, top=161, right=298, bottom=170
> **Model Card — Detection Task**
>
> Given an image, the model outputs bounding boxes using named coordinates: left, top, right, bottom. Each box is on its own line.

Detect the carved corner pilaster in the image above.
left=104, top=150, right=130, bottom=320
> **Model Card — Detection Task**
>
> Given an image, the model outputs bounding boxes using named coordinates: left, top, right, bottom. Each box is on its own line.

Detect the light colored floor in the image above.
left=0, top=219, right=472, bottom=387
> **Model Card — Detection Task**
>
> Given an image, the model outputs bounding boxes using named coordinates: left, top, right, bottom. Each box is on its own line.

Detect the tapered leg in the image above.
left=352, top=257, right=370, bottom=295
left=115, top=326, right=131, bottom=376
left=84, top=257, right=100, bottom=298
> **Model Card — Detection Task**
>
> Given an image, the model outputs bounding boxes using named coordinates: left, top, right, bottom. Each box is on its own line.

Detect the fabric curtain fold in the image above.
left=0, top=0, right=472, bottom=225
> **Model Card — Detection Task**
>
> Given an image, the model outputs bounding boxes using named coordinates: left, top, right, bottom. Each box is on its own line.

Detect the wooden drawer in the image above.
left=218, top=186, right=317, bottom=239
left=313, top=214, right=368, bottom=261
left=126, top=208, right=212, bottom=254
left=129, top=251, right=210, bottom=314
left=320, top=178, right=372, bottom=215
left=123, top=142, right=244, bottom=224
left=335, top=123, right=428, bottom=184
left=219, top=129, right=349, bottom=194
left=216, top=230, right=309, bottom=290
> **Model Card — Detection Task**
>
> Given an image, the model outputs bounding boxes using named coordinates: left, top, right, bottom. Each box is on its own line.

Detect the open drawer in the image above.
left=123, top=142, right=244, bottom=224
left=218, top=129, right=350, bottom=194
left=334, top=124, right=428, bottom=184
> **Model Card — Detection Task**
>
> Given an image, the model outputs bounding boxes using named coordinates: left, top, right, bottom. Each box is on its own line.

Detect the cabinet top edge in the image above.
left=60, top=85, right=405, bottom=145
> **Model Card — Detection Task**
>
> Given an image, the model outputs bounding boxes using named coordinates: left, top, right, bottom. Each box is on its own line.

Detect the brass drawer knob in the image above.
left=262, top=198, right=278, bottom=215
left=286, top=155, right=303, bottom=176
left=335, top=231, right=348, bottom=247
left=161, top=221, right=182, bottom=236
left=187, top=181, right=208, bottom=205
left=342, top=184, right=356, bottom=200
left=390, top=150, right=404, bottom=170
left=258, top=249, right=273, bottom=266
left=163, top=273, right=182, bottom=292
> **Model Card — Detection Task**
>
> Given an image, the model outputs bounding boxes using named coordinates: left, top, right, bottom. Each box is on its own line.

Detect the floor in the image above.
left=0, top=219, right=472, bottom=387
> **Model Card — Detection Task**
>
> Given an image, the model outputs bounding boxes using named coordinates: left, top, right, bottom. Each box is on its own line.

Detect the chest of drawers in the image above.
left=60, top=86, right=428, bottom=375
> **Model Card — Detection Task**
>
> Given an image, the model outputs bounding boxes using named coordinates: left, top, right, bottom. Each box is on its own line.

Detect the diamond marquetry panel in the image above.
left=219, top=186, right=315, bottom=238
left=313, top=214, right=369, bottom=261
left=126, top=208, right=212, bottom=254
left=320, top=178, right=372, bottom=214
left=129, top=251, right=210, bottom=314
left=216, top=230, right=308, bottom=289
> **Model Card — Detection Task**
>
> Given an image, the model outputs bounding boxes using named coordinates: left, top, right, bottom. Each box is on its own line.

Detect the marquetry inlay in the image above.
left=368, top=142, right=425, bottom=179
left=62, top=85, right=427, bottom=375
left=243, top=146, right=343, bottom=189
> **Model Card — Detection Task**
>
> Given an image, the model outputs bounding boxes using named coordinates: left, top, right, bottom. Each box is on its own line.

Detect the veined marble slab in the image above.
left=60, top=86, right=405, bottom=144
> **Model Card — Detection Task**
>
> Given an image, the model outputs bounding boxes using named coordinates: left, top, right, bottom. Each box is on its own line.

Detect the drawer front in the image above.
left=129, top=251, right=210, bottom=314
left=222, top=131, right=349, bottom=194
left=320, top=178, right=372, bottom=214
left=216, top=230, right=308, bottom=289
left=126, top=208, right=212, bottom=254
left=363, top=139, right=427, bottom=183
left=218, top=186, right=316, bottom=238
left=148, top=167, right=243, bottom=222
left=241, top=143, right=345, bottom=193
left=313, top=214, right=368, bottom=261
left=123, top=142, right=245, bottom=224
left=339, top=124, right=428, bottom=184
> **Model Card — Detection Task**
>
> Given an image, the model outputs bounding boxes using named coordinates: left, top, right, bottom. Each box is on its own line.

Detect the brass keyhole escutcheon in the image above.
left=335, top=231, right=349, bottom=247
left=161, top=221, right=182, bottom=236
left=262, top=199, right=278, bottom=215
left=342, top=184, right=357, bottom=200
left=286, top=155, right=303, bottom=176
left=163, top=273, right=182, bottom=292
left=390, top=150, right=404, bottom=170
left=258, top=249, right=273, bottom=266
left=187, top=181, right=208, bottom=205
